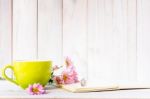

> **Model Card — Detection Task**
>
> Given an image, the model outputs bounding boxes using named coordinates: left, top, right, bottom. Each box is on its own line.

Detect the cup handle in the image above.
left=2, top=65, right=18, bottom=85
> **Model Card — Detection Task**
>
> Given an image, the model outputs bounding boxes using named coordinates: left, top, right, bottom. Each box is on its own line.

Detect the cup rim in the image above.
left=13, top=60, right=52, bottom=63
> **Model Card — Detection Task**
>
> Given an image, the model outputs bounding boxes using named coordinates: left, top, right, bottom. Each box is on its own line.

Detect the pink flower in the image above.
left=26, top=83, right=46, bottom=95
left=53, top=57, right=79, bottom=85
left=62, top=72, right=75, bottom=84
left=53, top=76, right=64, bottom=85
left=62, top=69, right=79, bottom=84
left=53, top=67, right=79, bottom=85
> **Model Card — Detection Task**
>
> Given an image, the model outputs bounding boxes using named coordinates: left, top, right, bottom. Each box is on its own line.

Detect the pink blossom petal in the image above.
left=61, top=62, right=79, bottom=85
left=26, top=83, right=46, bottom=95
left=52, top=57, right=79, bottom=85
left=37, top=84, right=44, bottom=90
left=62, top=72, right=76, bottom=84
left=33, top=83, right=38, bottom=88
left=53, top=76, right=64, bottom=85
left=53, top=65, right=59, bottom=71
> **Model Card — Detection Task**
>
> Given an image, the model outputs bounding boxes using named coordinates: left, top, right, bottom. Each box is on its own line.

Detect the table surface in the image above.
left=1, top=81, right=150, bottom=99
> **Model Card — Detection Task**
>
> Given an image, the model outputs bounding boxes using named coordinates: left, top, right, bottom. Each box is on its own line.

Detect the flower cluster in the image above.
left=53, top=57, right=79, bottom=85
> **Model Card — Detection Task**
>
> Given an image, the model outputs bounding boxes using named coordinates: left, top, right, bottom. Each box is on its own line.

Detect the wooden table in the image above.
left=1, top=81, right=150, bottom=99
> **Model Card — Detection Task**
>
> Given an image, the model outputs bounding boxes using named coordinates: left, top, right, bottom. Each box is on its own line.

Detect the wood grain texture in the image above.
left=112, top=0, right=137, bottom=83
left=137, top=0, right=150, bottom=82
left=88, top=0, right=137, bottom=83
left=63, top=0, right=88, bottom=79
left=126, top=0, right=137, bottom=82
left=1, top=80, right=150, bottom=99
left=1, top=0, right=150, bottom=84
left=112, top=0, right=126, bottom=83
left=87, top=0, right=98, bottom=82
left=38, top=0, right=62, bottom=65
left=0, top=0, right=12, bottom=76
left=13, top=0, right=37, bottom=60
left=88, top=0, right=118, bottom=82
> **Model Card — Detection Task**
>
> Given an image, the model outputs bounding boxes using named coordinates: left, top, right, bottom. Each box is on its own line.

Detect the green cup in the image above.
left=2, top=60, right=52, bottom=89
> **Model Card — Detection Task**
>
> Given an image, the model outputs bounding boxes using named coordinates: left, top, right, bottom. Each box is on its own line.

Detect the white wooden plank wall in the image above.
left=137, top=0, right=150, bottom=82
left=88, top=0, right=137, bottom=83
left=88, top=0, right=117, bottom=83
left=38, top=0, right=62, bottom=65
left=126, top=0, right=137, bottom=82
left=87, top=0, right=98, bottom=82
left=112, top=0, right=128, bottom=83
left=0, top=0, right=150, bottom=83
left=13, top=0, right=37, bottom=60
left=63, top=0, right=88, bottom=79
left=0, top=0, right=12, bottom=77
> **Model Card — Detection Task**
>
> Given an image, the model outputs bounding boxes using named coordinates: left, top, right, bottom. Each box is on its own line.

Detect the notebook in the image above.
left=61, top=82, right=150, bottom=93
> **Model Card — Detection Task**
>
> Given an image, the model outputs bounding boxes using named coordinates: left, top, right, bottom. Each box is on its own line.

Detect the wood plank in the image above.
left=87, top=0, right=98, bottom=82
left=112, top=0, right=127, bottom=83
left=137, top=0, right=150, bottom=82
left=88, top=0, right=117, bottom=83
left=88, top=0, right=137, bottom=83
left=1, top=80, right=150, bottom=99
left=63, top=0, right=88, bottom=79
left=38, top=0, right=62, bottom=65
left=126, top=0, right=137, bottom=82
left=13, top=0, right=37, bottom=60
left=0, top=0, right=12, bottom=77
left=112, top=0, right=137, bottom=83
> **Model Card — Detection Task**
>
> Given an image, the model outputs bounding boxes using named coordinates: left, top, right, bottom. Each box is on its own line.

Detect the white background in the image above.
left=0, top=0, right=150, bottom=84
